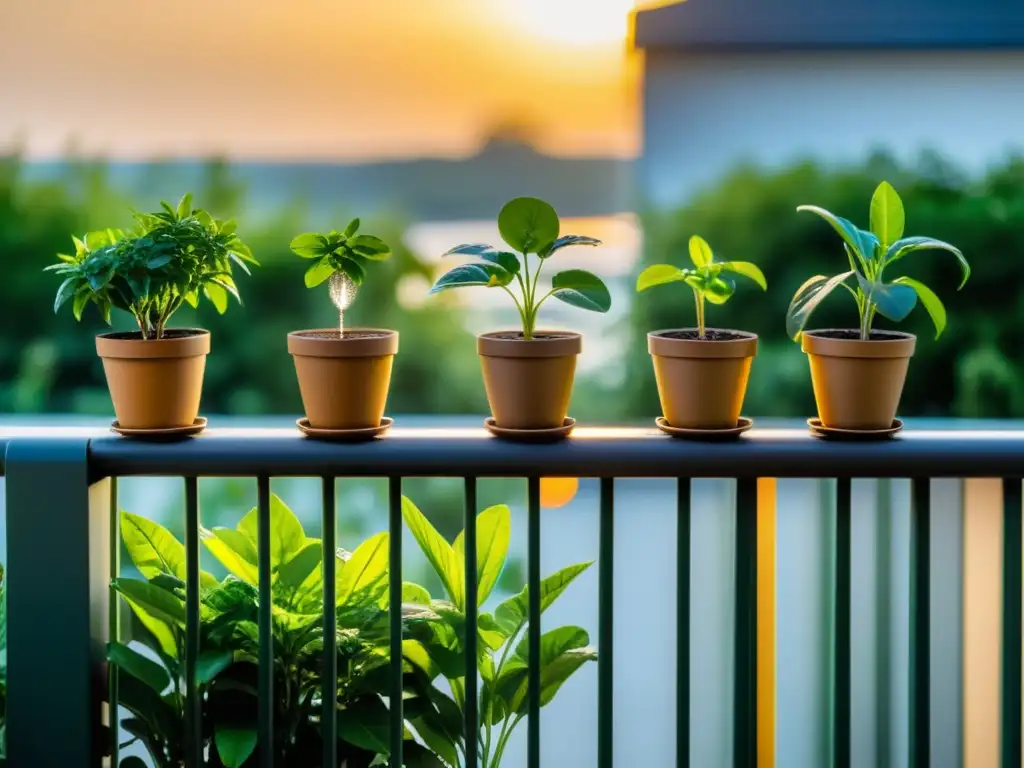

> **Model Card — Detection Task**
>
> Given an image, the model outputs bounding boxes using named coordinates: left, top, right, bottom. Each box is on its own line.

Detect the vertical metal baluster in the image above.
left=677, top=478, right=692, bottom=768
left=108, top=477, right=121, bottom=768
left=1002, top=478, right=1022, bottom=768
left=598, top=478, right=615, bottom=768
left=389, top=476, right=404, bottom=766
left=834, top=478, right=852, bottom=768
left=322, top=478, right=338, bottom=768
left=734, top=478, right=758, bottom=767
left=527, top=476, right=542, bottom=768
left=910, top=478, right=931, bottom=767
left=184, top=476, right=202, bottom=767
left=257, top=475, right=274, bottom=765
left=464, top=477, right=479, bottom=768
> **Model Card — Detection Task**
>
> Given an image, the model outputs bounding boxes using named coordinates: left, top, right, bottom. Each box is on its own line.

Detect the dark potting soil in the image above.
left=295, top=330, right=393, bottom=340
left=657, top=330, right=753, bottom=342
left=103, top=329, right=206, bottom=340
left=488, top=332, right=577, bottom=340
left=808, top=330, right=911, bottom=341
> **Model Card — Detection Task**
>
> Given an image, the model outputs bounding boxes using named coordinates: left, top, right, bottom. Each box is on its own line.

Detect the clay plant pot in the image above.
left=288, top=329, right=398, bottom=429
left=477, top=331, right=581, bottom=429
left=802, top=330, right=916, bottom=430
left=96, top=329, right=210, bottom=430
left=648, top=329, right=757, bottom=429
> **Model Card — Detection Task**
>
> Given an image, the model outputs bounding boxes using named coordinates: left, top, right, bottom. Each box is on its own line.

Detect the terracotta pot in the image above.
left=288, top=329, right=398, bottom=429
left=477, top=331, right=581, bottom=429
left=802, top=329, right=916, bottom=430
left=96, top=329, right=210, bottom=430
left=648, top=329, right=757, bottom=429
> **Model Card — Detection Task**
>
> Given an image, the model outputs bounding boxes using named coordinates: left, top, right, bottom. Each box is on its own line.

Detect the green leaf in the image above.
left=516, top=625, right=589, bottom=663
left=196, top=650, right=234, bottom=684
left=453, top=504, right=510, bottom=606
left=338, top=696, right=392, bottom=755
left=340, top=256, right=367, bottom=285
left=118, top=594, right=177, bottom=657
left=636, top=264, right=684, bottom=292
left=703, top=275, right=736, bottom=305
left=688, top=235, right=713, bottom=268
left=429, top=263, right=513, bottom=293
left=176, top=193, right=193, bottom=220
left=113, top=578, right=186, bottom=626
left=276, top=542, right=322, bottom=591
left=204, top=282, right=229, bottom=314
left=893, top=276, right=947, bottom=339
left=348, top=234, right=391, bottom=260
left=401, top=497, right=464, bottom=609
left=540, top=234, right=602, bottom=258
left=443, top=243, right=501, bottom=257
left=411, top=718, right=460, bottom=766
left=500, top=626, right=596, bottom=714
left=870, top=181, right=905, bottom=247
left=201, top=528, right=259, bottom=585
left=797, top=205, right=878, bottom=266
left=215, top=724, right=257, bottom=768
left=121, top=510, right=217, bottom=588
left=717, top=261, right=767, bottom=290
left=117, top=672, right=178, bottom=735
left=785, top=271, right=856, bottom=340
left=304, top=258, right=335, bottom=288
left=478, top=250, right=521, bottom=276
left=219, top=218, right=237, bottom=236
left=107, top=641, right=170, bottom=693
left=290, top=233, right=327, bottom=258
left=550, top=269, right=612, bottom=313
left=403, top=741, right=449, bottom=768
left=402, top=582, right=431, bottom=604
left=493, top=561, right=593, bottom=637
left=237, top=494, right=306, bottom=570
left=857, top=273, right=918, bottom=323
left=883, top=236, right=970, bottom=288
left=337, top=531, right=389, bottom=606
left=343, top=218, right=360, bottom=237
left=54, top=277, right=77, bottom=313
left=498, top=197, right=560, bottom=254
left=147, top=254, right=172, bottom=269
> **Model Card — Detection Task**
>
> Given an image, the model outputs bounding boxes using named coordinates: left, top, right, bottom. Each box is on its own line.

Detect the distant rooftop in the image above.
left=633, top=0, right=1024, bottom=50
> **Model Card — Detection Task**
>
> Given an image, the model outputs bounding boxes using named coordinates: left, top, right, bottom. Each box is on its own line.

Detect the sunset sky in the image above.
left=0, top=0, right=640, bottom=161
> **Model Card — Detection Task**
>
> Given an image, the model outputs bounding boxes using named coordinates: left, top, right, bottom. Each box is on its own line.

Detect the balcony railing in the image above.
left=1, top=422, right=1022, bottom=767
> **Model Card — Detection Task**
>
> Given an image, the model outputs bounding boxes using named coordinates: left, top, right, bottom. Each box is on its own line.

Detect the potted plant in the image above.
left=788, top=181, right=969, bottom=431
left=429, top=197, right=610, bottom=435
left=46, top=194, right=256, bottom=433
left=636, top=235, right=766, bottom=433
left=286, top=219, right=396, bottom=434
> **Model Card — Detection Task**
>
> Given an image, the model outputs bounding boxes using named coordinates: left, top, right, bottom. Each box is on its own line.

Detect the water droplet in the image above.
left=328, top=272, right=358, bottom=336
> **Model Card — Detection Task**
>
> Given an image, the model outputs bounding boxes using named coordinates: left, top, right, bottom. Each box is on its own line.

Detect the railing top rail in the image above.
left=4, top=425, right=1024, bottom=478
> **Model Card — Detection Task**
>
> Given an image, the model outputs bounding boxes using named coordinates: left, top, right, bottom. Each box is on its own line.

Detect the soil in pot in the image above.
left=648, top=329, right=757, bottom=429
left=96, top=328, right=210, bottom=430
left=288, top=329, right=398, bottom=430
left=478, top=331, right=581, bottom=430
left=802, top=329, right=916, bottom=430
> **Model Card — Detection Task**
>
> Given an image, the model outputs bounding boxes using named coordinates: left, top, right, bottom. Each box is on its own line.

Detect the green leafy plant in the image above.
left=46, top=193, right=257, bottom=340
left=428, top=197, right=611, bottom=339
left=110, top=497, right=447, bottom=767
left=635, top=235, right=767, bottom=338
left=400, top=498, right=596, bottom=768
left=787, top=181, right=969, bottom=341
left=289, top=219, right=392, bottom=288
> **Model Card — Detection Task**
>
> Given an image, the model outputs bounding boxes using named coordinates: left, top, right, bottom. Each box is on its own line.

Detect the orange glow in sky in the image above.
left=0, top=0, right=639, bottom=161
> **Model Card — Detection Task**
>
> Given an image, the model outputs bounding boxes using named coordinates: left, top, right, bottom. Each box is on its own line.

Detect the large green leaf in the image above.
left=201, top=528, right=259, bottom=585
left=550, top=269, right=612, bottom=313
left=276, top=541, right=322, bottom=592
left=785, top=271, right=856, bottom=340
left=797, top=205, right=878, bottom=265
left=883, top=236, right=970, bottom=288
left=120, top=511, right=217, bottom=590
left=402, top=582, right=431, bottom=604
left=114, top=579, right=186, bottom=626
left=857, top=273, right=918, bottom=322
left=117, top=672, right=179, bottom=736
left=893, top=276, right=947, bottom=338
left=196, top=650, right=234, bottom=684
left=688, top=235, right=714, bottom=268
left=870, top=181, right=905, bottom=247
left=54, top=277, right=77, bottom=313
left=428, top=263, right=513, bottom=293
left=702, top=275, right=735, bottom=305
left=337, top=696, right=392, bottom=755
left=493, top=561, right=593, bottom=637
left=337, top=531, right=389, bottom=606
left=401, top=497, right=465, bottom=609
left=636, top=264, right=684, bottom=292
left=515, top=625, right=590, bottom=663
left=348, top=234, right=391, bottom=259
left=237, top=494, right=307, bottom=571
left=304, top=258, right=335, bottom=288
left=453, top=504, right=511, bottom=606
left=498, top=197, right=560, bottom=254
left=717, top=261, right=767, bottom=290
left=539, top=234, right=602, bottom=259
left=107, top=641, right=170, bottom=693
left=119, top=595, right=178, bottom=657
left=290, top=233, right=328, bottom=258
left=498, top=626, right=596, bottom=714
left=215, top=724, right=257, bottom=768
left=441, top=243, right=521, bottom=274
left=412, top=718, right=460, bottom=766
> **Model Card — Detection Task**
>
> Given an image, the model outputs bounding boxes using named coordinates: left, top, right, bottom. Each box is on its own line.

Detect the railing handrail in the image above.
left=4, top=424, right=1024, bottom=478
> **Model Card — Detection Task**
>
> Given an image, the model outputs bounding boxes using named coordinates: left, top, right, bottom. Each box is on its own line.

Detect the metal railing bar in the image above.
left=108, top=476, right=120, bottom=768
left=677, top=478, right=691, bottom=768
left=184, top=476, right=203, bottom=768
left=257, top=475, right=274, bottom=765
left=734, top=478, right=758, bottom=767
left=464, top=477, right=479, bottom=768
left=527, top=476, right=542, bottom=768
left=322, top=477, right=339, bottom=768
left=598, top=477, right=615, bottom=768
left=834, top=477, right=852, bottom=768
left=910, top=478, right=931, bottom=767
left=388, top=476, right=404, bottom=767
left=1002, top=477, right=1022, bottom=768
left=85, top=430, right=1024, bottom=480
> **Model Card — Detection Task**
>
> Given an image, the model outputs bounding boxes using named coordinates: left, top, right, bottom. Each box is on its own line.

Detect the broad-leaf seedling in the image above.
left=46, top=193, right=257, bottom=340
left=787, top=181, right=969, bottom=341
left=636, top=235, right=767, bottom=338
left=429, top=197, right=611, bottom=339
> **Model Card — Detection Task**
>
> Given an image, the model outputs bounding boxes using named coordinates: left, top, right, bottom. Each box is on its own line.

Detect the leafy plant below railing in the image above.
left=400, top=499, right=596, bottom=768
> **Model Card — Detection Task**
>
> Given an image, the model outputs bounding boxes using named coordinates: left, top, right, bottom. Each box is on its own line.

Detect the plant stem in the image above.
left=521, top=251, right=534, bottom=340
left=692, top=287, right=706, bottom=339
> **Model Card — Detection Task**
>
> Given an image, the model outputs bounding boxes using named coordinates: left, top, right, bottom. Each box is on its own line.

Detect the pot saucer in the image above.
left=484, top=417, right=575, bottom=443
left=656, top=416, right=752, bottom=441
left=297, top=417, right=393, bottom=442
left=808, top=417, right=903, bottom=441
left=111, top=417, right=207, bottom=440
